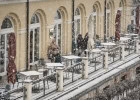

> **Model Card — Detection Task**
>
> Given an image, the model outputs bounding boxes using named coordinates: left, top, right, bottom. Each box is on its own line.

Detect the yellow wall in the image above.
left=0, top=0, right=132, bottom=71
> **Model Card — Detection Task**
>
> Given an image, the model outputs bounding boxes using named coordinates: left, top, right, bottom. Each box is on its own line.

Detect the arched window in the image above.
left=74, top=8, right=81, bottom=47
left=0, top=18, right=14, bottom=75
left=30, top=14, right=40, bottom=65
left=54, top=10, right=62, bottom=53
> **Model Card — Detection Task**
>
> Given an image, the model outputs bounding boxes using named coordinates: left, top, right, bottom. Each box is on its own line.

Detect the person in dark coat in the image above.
left=77, top=34, right=84, bottom=55
left=83, top=32, right=89, bottom=50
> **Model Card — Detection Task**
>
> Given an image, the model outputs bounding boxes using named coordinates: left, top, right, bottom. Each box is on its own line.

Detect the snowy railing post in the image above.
left=23, top=79, right=32, bottom=100
left=103, top=49, right=108, bottom=69
left=82, top=57, right=88, bottom=79
left=56, top=67, right=64, bottom=92
left=135, top=40, right=139, bottom=54
left=120, top=43, right=125, bottom=60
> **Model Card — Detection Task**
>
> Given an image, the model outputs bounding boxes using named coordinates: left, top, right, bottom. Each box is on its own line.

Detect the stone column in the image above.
left=82, top=57, right=88, bottom=79
left=120, top=43, right=125, bottom=60
left=103, top=49, right=108, bottom=69
left=23, top=79, right=32, bottom=100
left=56, top=67, right=64, bottom=91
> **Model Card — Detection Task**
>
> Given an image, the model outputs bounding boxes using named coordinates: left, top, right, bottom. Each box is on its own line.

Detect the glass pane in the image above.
left=31, top=14, right=39, bottom=24
left=1, top=18, right=13, bottom=29
left=54, top=25, right=57, bottom=41
left=75, top=8, right=80, bottom=16
left=0, top=35, right=5, bottom=73
left=58, top=24, right=61, bottom=50
left=93, top=6, right=96, bottom=12
left=77, top=19, right=80, bottom=35
left=30, top=31, right=33, bottom=63
left=34, top=28, right=39, bottom=61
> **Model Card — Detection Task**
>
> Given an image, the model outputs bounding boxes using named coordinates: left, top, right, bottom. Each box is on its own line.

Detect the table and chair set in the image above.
left=13, top=33, right=139, bottom=93
left=16, top=55, right=83, bottom=91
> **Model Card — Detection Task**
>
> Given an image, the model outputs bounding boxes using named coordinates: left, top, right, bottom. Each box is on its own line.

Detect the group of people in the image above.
left=47, top=32, right=95, bottom=62
left=76, top=33, right=89, bottom=55
left=76, top=32, right=97, bottom=56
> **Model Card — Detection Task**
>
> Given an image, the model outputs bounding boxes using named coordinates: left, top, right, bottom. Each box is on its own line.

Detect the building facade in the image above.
left=0, top=0, right=134, bottom=77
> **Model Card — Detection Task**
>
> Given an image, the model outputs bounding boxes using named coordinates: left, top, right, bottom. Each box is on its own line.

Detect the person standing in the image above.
left=77, top=34, right=84, bottom=55
left=48, top=39, right=60, bottom=62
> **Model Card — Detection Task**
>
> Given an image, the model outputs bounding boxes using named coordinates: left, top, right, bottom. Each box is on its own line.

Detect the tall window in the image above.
left=106, top=3, right=111, bottom=38
left=0, top=18, right=14, bottom=75
left=30, top=14, right=40, bottom=65
left=54, top=10, right=62, bottom=53
left=74, top=8, right=81, bottom=45
left=93, top=6, right=96, bottom=40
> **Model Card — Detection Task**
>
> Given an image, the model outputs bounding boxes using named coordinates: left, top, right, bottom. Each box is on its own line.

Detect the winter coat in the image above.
left=77, top=34, right=84, bottom=49
left=83, top=33, right=89, bottom=50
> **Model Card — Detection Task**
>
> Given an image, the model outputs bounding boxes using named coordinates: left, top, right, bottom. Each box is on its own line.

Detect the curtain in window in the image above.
left=7, top=32, right=17, bottom=84
left=115, top=10, right=121, bottom=41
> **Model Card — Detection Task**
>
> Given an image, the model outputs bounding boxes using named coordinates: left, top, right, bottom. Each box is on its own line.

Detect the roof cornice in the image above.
left=0, top=0, right=47, bottom=5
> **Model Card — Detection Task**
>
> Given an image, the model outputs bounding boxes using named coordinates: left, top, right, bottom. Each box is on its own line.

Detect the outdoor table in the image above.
left=101, top=42, right=116, bottom=49
left=91, top=49, right=102, bottom=53
left=62, top=55, right=81, bottom=67
left=46, top=63, right=64, bottom=74
left=20, top=71, right=42, bottom=79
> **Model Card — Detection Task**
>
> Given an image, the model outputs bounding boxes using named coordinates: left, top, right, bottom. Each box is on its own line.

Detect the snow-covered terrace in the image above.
left=0, top=40, right=140, bottom=100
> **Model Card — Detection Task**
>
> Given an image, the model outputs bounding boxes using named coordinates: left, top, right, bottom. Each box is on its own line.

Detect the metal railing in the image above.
left=64, top=62, right=84, bottom=83
left=125, top=40, right=136, bottom=57
left=89, top=53, right=103, bottom=72
left=108, top=45, right=121, bottom=64
left=32, top=72, right=57, bottom=100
